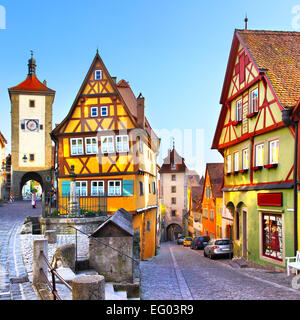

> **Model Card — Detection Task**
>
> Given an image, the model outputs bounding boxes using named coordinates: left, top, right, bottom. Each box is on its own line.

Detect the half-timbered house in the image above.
left=51, top=52, right=160, bottom=260
left=212, top=29, right=300, bottom=269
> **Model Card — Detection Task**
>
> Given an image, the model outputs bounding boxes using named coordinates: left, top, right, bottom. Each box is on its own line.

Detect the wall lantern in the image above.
left=22, top=155, right=28, bottom=163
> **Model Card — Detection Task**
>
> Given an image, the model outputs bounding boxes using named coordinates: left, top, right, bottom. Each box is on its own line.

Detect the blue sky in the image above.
left=0, top=0, right=298, bottom=176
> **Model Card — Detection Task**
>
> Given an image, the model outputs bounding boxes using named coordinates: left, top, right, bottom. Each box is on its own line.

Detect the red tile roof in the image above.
left=206, top=163, right=224, bottom=199
left=237, top=29, right=300, bottom=108
left=9, top=74, right=55, bottom=93
left=159, top=148, right=187, bottom=173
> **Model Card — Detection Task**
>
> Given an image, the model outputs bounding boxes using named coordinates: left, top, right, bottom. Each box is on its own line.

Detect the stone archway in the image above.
left=20, top=172, right=44, bottom=193
left=166, top=223, right=183, bottom=241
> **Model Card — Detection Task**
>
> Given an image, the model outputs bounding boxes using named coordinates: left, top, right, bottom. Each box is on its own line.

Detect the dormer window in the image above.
left=95, top=70, right=102, bottom=80
left=171, top=163, right=176, bottom=170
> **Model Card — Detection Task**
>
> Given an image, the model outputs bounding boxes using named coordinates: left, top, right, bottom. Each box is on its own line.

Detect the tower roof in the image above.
left=8, top=52, right=55, bottom=95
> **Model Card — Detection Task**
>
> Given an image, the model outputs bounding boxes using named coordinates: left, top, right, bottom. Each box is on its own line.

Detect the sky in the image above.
left=0, top=0, right=299, bottom=176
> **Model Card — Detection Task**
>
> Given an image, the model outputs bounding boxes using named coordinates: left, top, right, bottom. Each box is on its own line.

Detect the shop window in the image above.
left=262, top=214, right=283, bottom=261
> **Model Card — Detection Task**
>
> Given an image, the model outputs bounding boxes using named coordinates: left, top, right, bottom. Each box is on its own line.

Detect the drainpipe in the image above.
left=282, top=108, right=298, bottom=255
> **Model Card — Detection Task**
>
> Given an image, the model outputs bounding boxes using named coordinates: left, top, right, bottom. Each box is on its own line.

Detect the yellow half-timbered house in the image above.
left=51, top=52, right=160, bottom=260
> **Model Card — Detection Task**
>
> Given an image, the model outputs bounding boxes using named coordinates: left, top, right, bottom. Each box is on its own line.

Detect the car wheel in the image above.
left=229, top=253, right=233, bottom=259
left=203, top=250, right=207, bottom=257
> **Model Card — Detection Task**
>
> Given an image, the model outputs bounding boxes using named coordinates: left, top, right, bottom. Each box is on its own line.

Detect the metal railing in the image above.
left=42, top=193, right=107, bottom=218
left=39, top=250, right=72, bottom=300
left=67, top=226, right=141, bottom=279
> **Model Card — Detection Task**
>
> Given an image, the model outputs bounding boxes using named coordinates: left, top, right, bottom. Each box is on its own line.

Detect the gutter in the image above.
left=282, top=107, right=298, bottom=255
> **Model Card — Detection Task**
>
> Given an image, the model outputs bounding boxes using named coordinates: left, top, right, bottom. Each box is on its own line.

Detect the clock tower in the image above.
left=8, top=52, right=55, bottom=199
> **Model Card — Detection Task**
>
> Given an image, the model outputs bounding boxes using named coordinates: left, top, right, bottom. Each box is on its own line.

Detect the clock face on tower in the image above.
left=25, top=119, right=39, bottom=132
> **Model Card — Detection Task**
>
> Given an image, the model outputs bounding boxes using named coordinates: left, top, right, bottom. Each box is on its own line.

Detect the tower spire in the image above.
left=28, top=50, right=36, bottom=75
left=244, top=14, right=248, bottom=30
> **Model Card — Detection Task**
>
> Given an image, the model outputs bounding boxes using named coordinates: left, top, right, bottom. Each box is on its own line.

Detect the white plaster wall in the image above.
left=19, top=95, right=45, bottom=167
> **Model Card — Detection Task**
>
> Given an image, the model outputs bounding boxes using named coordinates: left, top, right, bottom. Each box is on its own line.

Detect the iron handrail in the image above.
left=40, top=250, right=72, bottom=300
left=67, top=226, right=141, bottom=279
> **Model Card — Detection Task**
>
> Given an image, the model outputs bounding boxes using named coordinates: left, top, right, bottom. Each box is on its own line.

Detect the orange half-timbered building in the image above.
left=51, top=52, right=160, bottom=260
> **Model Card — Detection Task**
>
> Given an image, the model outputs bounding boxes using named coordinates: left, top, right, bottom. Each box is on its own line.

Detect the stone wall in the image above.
left=89, top=236, right=133, bottom=283
left=40, top=216, right=108, bottom=235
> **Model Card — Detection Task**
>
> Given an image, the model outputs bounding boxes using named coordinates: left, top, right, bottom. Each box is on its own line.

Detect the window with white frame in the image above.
left=116, top=135, right=129, bottom=153
left=71, top=138, right=83, bottom=155
left=101, top=106, right=108, bottom=116
left=101, top=136, right=114, bottom=153
left=234, top=152, right=239, bottom=172
left=226, top=155, right=232, bottom=173
left=108, top=180, right=121, bottom=196
left=91, top=181, right=104, bottom=196
left=75, top=181, right=87, bottom=196
left=249, top=88, right=258, bottom=114
left=95, top=70, right=102, bottom=80
left=91, top=107, right=98, bottom=117
left=236, top=99, right=242, bottom=122
left=242, top=148, right=249, bottom=170
left=139, top=137, right=143, bottom=153
left=85, top=137, right=98, bottom=154
left=255, top=143, right=264, bottom=166
left=269, top=139, right=279, bottom=164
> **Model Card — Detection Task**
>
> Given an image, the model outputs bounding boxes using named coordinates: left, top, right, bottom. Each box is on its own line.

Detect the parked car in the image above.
left=203, top=238, right=233, bottom=259
left=190, top=236, right=210, bottom=250
left=183, top=237, right=193, bottom=247
left=177, top=236, right=185, bottom=245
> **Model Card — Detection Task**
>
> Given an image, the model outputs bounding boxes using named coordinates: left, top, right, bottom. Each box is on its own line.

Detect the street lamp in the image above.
left=22, top=155, right=28, bottom=163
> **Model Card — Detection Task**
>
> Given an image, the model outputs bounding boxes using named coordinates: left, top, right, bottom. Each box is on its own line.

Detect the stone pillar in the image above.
left=69, top=179, right=79, bottom=214
left=33, top=239, right=48, bottom=286
left=72, top=275, right=105, bottom=300
left=45, top=230, right=57, bottom=244
left=133, top=230, right=140, bottom=280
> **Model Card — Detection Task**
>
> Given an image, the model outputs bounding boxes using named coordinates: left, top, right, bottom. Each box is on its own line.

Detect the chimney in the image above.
left=137, top=93, right=145, bottom=128
left=43, top=80, right=47, bottom=86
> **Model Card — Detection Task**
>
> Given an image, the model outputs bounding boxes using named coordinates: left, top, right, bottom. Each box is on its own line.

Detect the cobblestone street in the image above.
left=0, top=201, right=40, bottom=300
left=141, top=242, right=300, bottom=300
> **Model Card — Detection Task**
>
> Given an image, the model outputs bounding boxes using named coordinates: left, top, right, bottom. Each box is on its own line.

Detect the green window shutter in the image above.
left=61, top=181, right=70, bottom=196
left=122, top=180, right=134, bottom=197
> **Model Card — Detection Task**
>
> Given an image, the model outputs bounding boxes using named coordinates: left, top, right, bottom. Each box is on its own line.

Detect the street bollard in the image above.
left=72, top=275, right=105, bottom=300
left=45, top=230, right=57, bottom=244
left=33, top=239, right=48, bottom=286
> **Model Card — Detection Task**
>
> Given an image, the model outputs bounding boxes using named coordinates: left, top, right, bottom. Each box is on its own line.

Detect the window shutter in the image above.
left=61, top=181, right=70, bottom=196
left=122, top=180, right=134, bottom=197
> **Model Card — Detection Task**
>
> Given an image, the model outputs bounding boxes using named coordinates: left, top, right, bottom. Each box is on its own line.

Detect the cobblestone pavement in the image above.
left=140, top=242, right=300, bottom=300
left=0, top=201, right=41, bottom=300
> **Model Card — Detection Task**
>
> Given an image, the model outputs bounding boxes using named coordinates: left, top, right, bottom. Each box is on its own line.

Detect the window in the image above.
left=210, top=210, right=214, bottom=221
left=269, top=140, right=279, bottom=164
left=95, top=70, right=102, bottom=80
left=71, top=138, right=83, bottom=155
left=29, top=100, right=35, bottom=108
left=29, top=154, right=35, bottom=161
left=171, top=210, right=176, bottom=217
left=139, top=138, right=143, bottom=154
left=40, top=124, right=43, bottom=130
left=249, top=88, right=258, bottom=114
left=149, top=184, right=151, bottom=193
left=236, top=99, right=242, bottom=122
left=226, top=155, right=231, bottom=173
left=152, top=182, right=156, bottom=194
left=147, top=221, right=151, bottom=232
left=171, top=186, right=176, bottom=193
left=171, top=197, right=176, bottom=204
left=21, top=123, right=25, bottom=130
left=76, top=181, right=87, bottom=196
left=205, top=186, right=211, bottom=199
left=255, top=143, right=264, bottom=166
left=91, top=181, right=104, bottom=196
left=108, top=180, right=121, bottom=196
left=171, top=163, right=176, bottom=170
left=139, top=181, right=144, bottom=196
left=85, top=137, right=98, bottom=154
left=101, top=136, right=114, bottom=153
left=262, top=214, right=283, bottom=261
left=203, top=209, right=208, bottom=218
left=91, top=107, right=98, bottom=117
left=234, top=152, right=239, bottom=172
left=242, top=149, right=249, bottom=170
left=101, top=106, right=108, bottom=116
left=172, top=175, right=176, bottom=181
left=116, top=135, right=129, bottom=153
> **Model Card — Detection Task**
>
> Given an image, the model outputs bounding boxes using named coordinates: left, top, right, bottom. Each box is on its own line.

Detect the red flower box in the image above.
left=264, top=163, right=278, bottom=169
left=247, top=111, right=258, bottom=119
left=232, top=120, right=242, bottom=126
left=239, top=169, right=249, bottom=174
left=253, top=165, right=263, bottom=171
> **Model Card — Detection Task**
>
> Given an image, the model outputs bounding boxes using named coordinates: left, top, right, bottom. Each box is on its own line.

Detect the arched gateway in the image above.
left=166, top=223, right=183, bottom=241
left=8, top=53, right=55, bottom=200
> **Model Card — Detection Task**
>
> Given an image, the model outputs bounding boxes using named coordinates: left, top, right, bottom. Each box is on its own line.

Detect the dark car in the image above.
left=177, top=236, right=185, bottom=245
left=190, top=236, right=210, bottom=250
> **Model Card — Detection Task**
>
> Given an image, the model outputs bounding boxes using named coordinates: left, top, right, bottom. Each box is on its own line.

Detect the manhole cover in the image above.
left=10, top=276, right=29, bottom=284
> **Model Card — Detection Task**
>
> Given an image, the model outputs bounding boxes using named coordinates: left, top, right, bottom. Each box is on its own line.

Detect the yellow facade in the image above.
left=52, top=52, right=159, bottom=260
